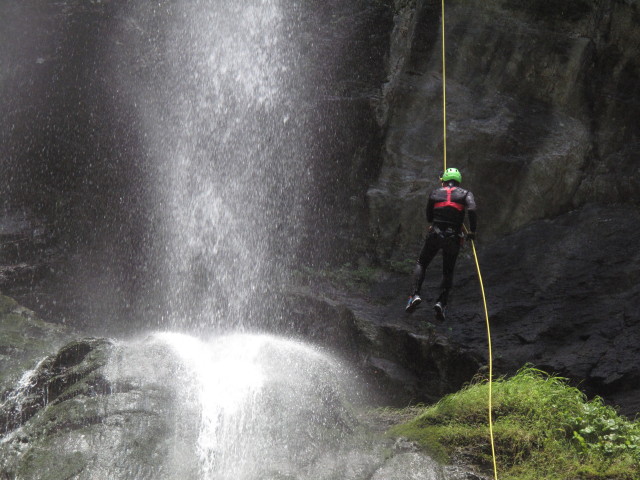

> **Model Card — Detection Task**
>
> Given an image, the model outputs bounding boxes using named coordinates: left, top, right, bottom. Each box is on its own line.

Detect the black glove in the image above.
left=466, top=231, right=476, bottom=241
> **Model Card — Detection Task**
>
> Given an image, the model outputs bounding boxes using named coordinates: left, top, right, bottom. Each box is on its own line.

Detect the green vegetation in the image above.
left=388, top=367, right=640, bottom=480
left=0, top=295, right=69, bottom=390
left=296, top=257, right=416, bottom=292
left=18, top=449, right=86, bottom=480
left=327, top=263, right=382, bottom=288
left=388, top=258, right=416, bottom=275
left=296, top=263, right=382, bottom=291
left=0, top=294, right=19, bottom=314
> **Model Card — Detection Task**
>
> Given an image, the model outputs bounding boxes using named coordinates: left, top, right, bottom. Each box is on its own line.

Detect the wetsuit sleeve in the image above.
left=468, top=210, right=477, bottom=232
left=426, top=197, right=435, bottom=223
left=466, top=191, right=477, bottom=232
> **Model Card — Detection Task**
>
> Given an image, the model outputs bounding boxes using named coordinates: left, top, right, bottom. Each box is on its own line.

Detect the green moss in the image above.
left=387, top=367, right=640, bottom=479
left=0, top=296, right=70, bottom=392
left=34, top=397, right=101, bottom=435
left=297, top=263, right=384, bottom=291
left=17, top=449, right=86, bottom=480
left=0, top=295, right=19, bottom=314
left=388, top=258, right=415, bottom=274
left=0, top=314, right=49, bottom=348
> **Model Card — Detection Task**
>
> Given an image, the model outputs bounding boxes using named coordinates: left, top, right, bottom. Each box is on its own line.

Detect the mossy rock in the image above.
left=387, top=367, right=640, bottom=480
left=0, top=295, right=71, bottom=392
left=0, top=339, right=193, bottom=480
left=0, top=295, right=19, bottom=314
left=17, top=449, right=86, bottom=480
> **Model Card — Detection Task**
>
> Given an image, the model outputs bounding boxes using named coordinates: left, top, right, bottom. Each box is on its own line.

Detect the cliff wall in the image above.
left=361, top=0, right=640, bottom=414
left=370, top=0, right=640, bottom=260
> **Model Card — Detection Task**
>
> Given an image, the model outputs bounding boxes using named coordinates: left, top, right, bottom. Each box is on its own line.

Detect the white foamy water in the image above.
left=154, top=332, right=353, bottom=479
left=0, top=358, right=47, bottom=443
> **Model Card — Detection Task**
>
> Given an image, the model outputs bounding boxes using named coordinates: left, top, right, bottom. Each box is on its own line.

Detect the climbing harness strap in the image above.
left=434, top=187, right=465, bottom=211
left=440, top=1, right=498, bottom=479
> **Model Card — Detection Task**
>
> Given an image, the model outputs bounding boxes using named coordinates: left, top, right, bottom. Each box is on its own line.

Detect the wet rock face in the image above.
left=460, top=204, right=640, bottom=415
left=280, top=284, right=484, bottom=406
left=345, top=203, right=640, bottom=415
left=0, top=337, right=201, bottom=480
left=0, top=0, right=159, bottom=331
left=0, top=338, right=111, bottom=435
left=2, top=327, right=458, bottom=480
left=0, top=211, right=62, bottom=315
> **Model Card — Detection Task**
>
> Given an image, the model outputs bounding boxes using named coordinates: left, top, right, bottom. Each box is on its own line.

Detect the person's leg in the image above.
left=411, top=234, right=440, bottom=296
left=406, top=233, right=440, bottom=312
left=439, top=236, right=460, bottom=302
left=434, top=237, right=460, bottom=319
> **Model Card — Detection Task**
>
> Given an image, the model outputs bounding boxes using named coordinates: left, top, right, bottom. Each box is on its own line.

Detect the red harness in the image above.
left=434, top=187, right=464, bottom=211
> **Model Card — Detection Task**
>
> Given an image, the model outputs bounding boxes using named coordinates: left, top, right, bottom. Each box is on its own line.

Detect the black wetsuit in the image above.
left=410, top=182, right=477, bottom=306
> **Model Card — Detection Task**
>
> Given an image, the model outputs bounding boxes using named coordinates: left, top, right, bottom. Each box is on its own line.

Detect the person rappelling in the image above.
left=405, top=167, right=477, bottom=320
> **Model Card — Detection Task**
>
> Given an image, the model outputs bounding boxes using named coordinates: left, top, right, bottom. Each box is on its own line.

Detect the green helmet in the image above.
left=441, top=167, right=462, bottom=184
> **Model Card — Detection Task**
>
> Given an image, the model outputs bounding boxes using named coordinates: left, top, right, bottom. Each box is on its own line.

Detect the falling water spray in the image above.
left=112, top=0, right=310, bottom=332
left=151, top=333, right=361, bottom=479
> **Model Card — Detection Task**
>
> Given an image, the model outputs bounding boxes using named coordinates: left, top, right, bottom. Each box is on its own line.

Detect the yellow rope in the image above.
left=471, top=239, right=499, bottom=480
left=441, top=0, right=447, bottom=171
left=440, top=1, right=498, bottom=478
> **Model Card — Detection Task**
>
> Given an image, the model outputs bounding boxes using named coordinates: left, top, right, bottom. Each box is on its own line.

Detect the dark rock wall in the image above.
left=364, top=0, right=640, bottom=414
left=369, top=0, right=640, bottom=260
left=451, top=205, right=640, bottom=415
left=284, top=1, right=393, bottom=263
left=0, top=0, right=158, bottom=329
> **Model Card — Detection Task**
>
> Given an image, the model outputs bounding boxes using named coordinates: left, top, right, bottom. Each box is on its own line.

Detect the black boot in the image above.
left=434, top=289, right=449, bottom=321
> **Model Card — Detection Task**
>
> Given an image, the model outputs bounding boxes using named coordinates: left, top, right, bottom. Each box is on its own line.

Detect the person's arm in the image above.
left=466, top=191, right=477, bottom=236
left=426, top=197, right=435, bottom=223
left=467, top=210, right=477, bottom=233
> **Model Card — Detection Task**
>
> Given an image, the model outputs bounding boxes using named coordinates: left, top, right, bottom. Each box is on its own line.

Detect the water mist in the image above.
left=111, top=0, right=311, bottom=332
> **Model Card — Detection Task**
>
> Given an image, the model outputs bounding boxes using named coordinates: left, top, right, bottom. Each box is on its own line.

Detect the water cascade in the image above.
left=112, top=0, right=312, bottom=331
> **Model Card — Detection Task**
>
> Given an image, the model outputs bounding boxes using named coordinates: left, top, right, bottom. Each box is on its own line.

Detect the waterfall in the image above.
left=111, top=0, right=311, bottom=332
left=0, top=332, right=451, bottom=480
left=99, top=2, right=447, bottom=477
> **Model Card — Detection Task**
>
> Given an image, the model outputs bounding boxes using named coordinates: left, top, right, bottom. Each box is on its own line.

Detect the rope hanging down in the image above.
left=440, top=1, right=498, bottom=479
left=441, top=0, right=447, bottom=171
left=471, top=238, right=498, bottom=480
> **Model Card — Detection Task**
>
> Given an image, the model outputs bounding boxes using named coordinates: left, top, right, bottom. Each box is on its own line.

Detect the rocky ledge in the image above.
left=286, top=202, right=640, bottom=418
